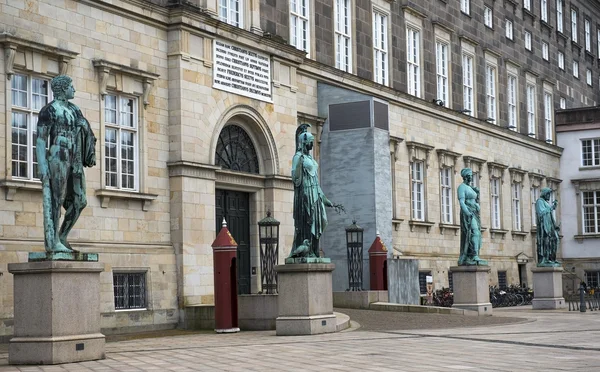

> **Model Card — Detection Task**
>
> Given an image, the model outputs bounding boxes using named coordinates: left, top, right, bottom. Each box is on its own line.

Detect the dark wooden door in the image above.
left=216, top=189, right=251, bottom=294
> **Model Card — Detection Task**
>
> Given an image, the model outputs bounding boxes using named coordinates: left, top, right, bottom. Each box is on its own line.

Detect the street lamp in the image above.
left=258, top=211, right=280, bottom=294
left=345, top=220, right=364, bottom=291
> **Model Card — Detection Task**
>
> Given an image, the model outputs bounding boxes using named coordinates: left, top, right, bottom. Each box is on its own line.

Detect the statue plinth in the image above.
left=29, top=251, right=99, bottom=262
left=450, top=265, right=493, bottom=316
left=284, top=257, right=331, bottom=264
left=7, top=260, right=105, bottom=365
left=274, top=263, right=336, bottom=335
left=531, top=266, right=566, bottom=310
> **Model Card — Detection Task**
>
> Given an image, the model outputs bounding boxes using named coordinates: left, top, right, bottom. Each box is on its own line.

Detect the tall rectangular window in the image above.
left=525, top=31, right=532, bottom=50
left=544, top=92, right=553, bottom=143
left=219, top=0, right=242, bottom=27
left=335, top=0, right=352, bottom=72
left=573, top=61, right=579, bottom=78
left=560, top=97, right=566, bottom=109
left=505, top=19, right=514, bottom=40
left=419, top=271, right=431, bottom=294
left=498, top=271, right=508, bottom=289
left=440, top=167, right=453, bottom=224
left=541, top=0, right=548, bottom=22
left=113, top=272, right=147, bottom=310
left=558, top=51, right=565, bottom=69
left=461, top=0, right=470, bottom=14
left=290, top=0, right=310, bottom=55
left=556, top=0, right=563, bottom=33
left=484, top=6, right=493, bottom=28
left=507, top=74, right=518, bottom=130
left=585, top=271, right=600, bottom=287
left=407, top=27, right=421, bottom=98
left=581, top=139, right=600, bottom=167
left=542, top=42, right=549, bottom=60
left=598, top=29, right=600, bottom=56
left=486, top=65, right=497, bottom=122
left=524, top=0, right=531, bottom=11
left=587, top=69, right=593, bottom=86
left=373, top=11, right=388, bottom=85
left=583, top=191, right=600, bottom=234
left=411, top=161, right=425, bottom=221
left=491, top=178, right=501, bottom=229
left=585, top=19, right=591, bottom=51
left=463, top=54, right=474, bottom=116
left=105, top=94, right=138, bottom=190
left=531, top=186, right=540, bottom=227
left=512, top=184, right=522, bottom=231
left=436, top=41, right=449, bottom=106
left=11, top=74, right=51, bottom=181
left=571, top=9, right=578, bottom=43
left=527, top=84, right=536, bottom=137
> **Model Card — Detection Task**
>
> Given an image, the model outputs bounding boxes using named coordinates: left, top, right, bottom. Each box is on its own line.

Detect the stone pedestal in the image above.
left=275, top=263, right=336, bottom=336
left=450, top=265, right=492, bottom=316
left=8, top=261, right=105, bottom=365
left=532, top=266, right=566, bottom=310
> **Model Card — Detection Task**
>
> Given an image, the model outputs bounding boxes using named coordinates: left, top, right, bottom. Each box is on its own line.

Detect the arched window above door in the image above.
left=215, top=124, right=260, bottom=174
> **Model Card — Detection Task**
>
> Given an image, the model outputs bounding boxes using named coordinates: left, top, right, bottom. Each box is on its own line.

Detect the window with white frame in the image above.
left=581, top=138, right=600, bottom=167
left=335, top=0, right=352, bottom=72
left=558, top=51, right=565, bottom=69
left=436, top=41, right=449, bottom=106
left=598, top=29, right=600, bottom=56
left=573, top=60, right=579, bottom=78
left=461, top=0, right=470, bottom=14
left=526, top=84, right=536, bottom=137
left=463, top=53, right=474, bottom=116
left=440, top=167, right=453, bottom=224
left=491, top=178, right=501, bottom=229
left=472, top=171, right=480, bottom=188
left=290, top=0, right=310, bottom=55
left=484, top=6, right=493, bottom=28
left=486, top=65, right=497, bottom=122
left=411, top=160, right=425, bottom=221
left=531, top=186, right=540, bottom=227
left=541, top=0, right=548, bottom=22
left=11, top=73, right=51, bottom=181
left=219, top=0, right=243, bottom=28
left=544, top=92, right=553, bottom=143
left=560, top=96, right=566, bottom=109
left=583, top=191, right=600, bottom=234
left=113, top=272, right=146, bottom=310
left=524, top=0, right=531, bottom=11
left=406, top=27, right=421, bottom=98
left=525, top=31, right=532, bottom=50
left=585, top=19, right=591, bottom=51
left=571, top=9, right=578, bottom=43
left=507, top=74, right=518, bottom=130
left=542, top=42, right=549, bottom=60
left=587, top=69, right=592, bottom=86
left=556, top=0, right=563, bottom=32
left=373, top=10, right=388, bottom=85
left=512, top=183, right=522, bottom=231
left=104, top=94, right=138, bottom=191
left=505, top=19, right=514, bottom=40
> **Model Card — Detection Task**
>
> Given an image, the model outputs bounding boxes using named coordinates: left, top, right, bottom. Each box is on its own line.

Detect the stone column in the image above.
left=532, top=266, right=566, bottom=309
left=450, top=265, right=493, bottom=316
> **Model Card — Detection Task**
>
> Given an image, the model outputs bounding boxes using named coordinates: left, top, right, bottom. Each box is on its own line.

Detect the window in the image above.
left=525, top=31, right=532, bottom=50
left=581, top=138, right=600, bottom=167
left=406, top=27, right=421, bottom=98
left=498, top=271, right=507, bottom=289
left=542, top=42, right=549, bottom=60
left=541, top=0, right=548, bottom=22
left=524, top=0, right=531, bottom=11
left=219, top=0, right=243, bottom=27
left=419, top=271, right=431, bottom=294
left=11, top=73, right=51, bottom=181
left=491, top=178, right=501, bottom=229
left=462, top=54, right=474, bottom=116
left=436, top=41, right=449, bottom=106
left=104, top=94, right=138, bottom=190
left=571, top=9, right=578, bottom=43
left=440, top=167, right=453, bottom=224
left=531, top=186, right=540, bottom=227
left=584, top=19, right=591, bottom=51
left=573, top=61, right=579, bottom=78
left=558, top=51, right=565, bottom=69
left=587, top=69, right=592, bottom=86
left=448, top=271, right=454, bottom=292
left=505, top=19, right=514, bottom=40
left=507, top=74, right=517, bottom=130
left=598, top=29, right=600, bottom=56
left=585, top=271, right=600, bottom=288
left=560, top=97, right=566, bottom=109
left=335, top=0, right=352, bottom=72
left=526, top=84, right=536, bottom=137
left=290, top=0, right=310, bottom=55
left=411, top=160, right=425, bottom=220
left=373, top=11, right=388, bottom=85
left=113, top=272, right=146, bottom=310
left=461, top=0, right=470, bottom=15
left=484, top=6, right=493, bottom=28
left=582, top=192, right=600, bottom=234
left=544, top=92, right=553, bottom=143
left=556, top=0, right=564, bottom=33
left=486, top=65, right=497, bottom=122
left=472, top=171, right=480, bottom=188
left=512, top=183, right=522, bottom=231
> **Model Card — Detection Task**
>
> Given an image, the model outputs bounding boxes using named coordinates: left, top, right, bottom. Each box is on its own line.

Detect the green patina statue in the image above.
left=36, top=75, right=96, bottom=254
left=289, top=124, right=343, bottom=259
left=457, top=168, right=487, bottom=266
left=535, top=187, right=561, bottom=267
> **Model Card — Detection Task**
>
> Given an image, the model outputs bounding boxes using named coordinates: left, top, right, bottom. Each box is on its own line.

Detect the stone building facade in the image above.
left=0, top=0, right=598, bottom=337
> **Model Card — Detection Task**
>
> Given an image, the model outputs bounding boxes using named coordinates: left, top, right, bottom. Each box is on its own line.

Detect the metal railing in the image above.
left=567, top=287, right=600, bottom=312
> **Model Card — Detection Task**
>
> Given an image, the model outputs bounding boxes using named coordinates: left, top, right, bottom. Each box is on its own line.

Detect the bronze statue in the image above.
left=457, top=168, right=487, bottom=265
left=36, top=75, right=96, bottom=253
left=289, top=124, right=343, bottom=258
left=535, top=187, right=561, bottom=267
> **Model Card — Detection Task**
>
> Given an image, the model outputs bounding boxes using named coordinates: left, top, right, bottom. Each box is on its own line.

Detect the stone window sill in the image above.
left=574, top=234, right=600, bottom=242
left=392, top=218, right=405, bottom=231
left=490, top=228, right=509, bottom=239
left=409, top=220, right=435, bottom=233
left=0, top=179, right=42, bottom=200
left=556, top=31, right=568, bottom=42
left=578, top=166, right=600, bottom=171
left=439, top=223, right=460, bottom=236
left=511, top=230, right=529, bottom=240
left=95, top=189, right=157, bottom=211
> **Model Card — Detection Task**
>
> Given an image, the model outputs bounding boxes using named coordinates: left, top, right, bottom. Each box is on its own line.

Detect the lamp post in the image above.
left=345, top=220, right=364, bottom=291
left=258, top=211, right=280, bottom=294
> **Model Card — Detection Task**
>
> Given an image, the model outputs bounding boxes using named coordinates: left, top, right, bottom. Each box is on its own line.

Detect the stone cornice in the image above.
left=167, top=161, right=219, bottom=180
left=92, top=59, right=160, bottom=107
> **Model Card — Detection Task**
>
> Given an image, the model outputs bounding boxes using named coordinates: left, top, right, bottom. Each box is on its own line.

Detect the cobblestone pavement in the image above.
left=1, top=307, right=599, bottom=371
